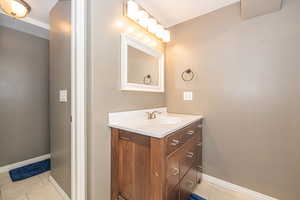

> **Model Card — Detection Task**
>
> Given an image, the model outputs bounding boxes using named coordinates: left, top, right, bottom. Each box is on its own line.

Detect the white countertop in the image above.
left=108, top=108, right=203, bottom=138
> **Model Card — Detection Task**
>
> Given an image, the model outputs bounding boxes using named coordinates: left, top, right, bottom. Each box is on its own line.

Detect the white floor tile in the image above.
left=0, top=173, right=11, bottom=188
left=194, top=181, right=256, bottom=200
left=1, top=176, right=43, bottom=200
left=27, top=183, right=63, bottom=200
left=194, top=181, right=214, bottom=199
left=0, top=172, right=62, bottom=200
left=37, top=172, right=51, bottom=185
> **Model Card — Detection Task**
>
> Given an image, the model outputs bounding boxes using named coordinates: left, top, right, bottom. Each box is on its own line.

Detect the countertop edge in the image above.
left=108, top=116, right=203, bottom=138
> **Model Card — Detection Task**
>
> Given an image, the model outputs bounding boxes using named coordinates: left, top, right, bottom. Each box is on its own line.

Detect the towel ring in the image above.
left=143, top=74, right=152, bottom=85
left=181, top=68, right=195, bottom=81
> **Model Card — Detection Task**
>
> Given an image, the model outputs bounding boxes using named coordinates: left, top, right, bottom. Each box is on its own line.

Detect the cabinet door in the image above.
left=167, top=184, right=180, bottom=200
left=180, top=141, right=198, bottom=179
left=118, top=132, right=151, bottom=200
left=167, top=151, right=180, bottom=192
left=180, top=166, right=197, bottom=200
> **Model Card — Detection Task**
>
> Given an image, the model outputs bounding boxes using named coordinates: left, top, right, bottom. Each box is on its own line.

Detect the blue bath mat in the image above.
left=9, top=159, right=51, bottom=181
left=189, top=193, right=207, bottom=200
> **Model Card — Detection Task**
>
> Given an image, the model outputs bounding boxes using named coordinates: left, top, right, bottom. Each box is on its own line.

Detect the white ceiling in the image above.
left=136, top=0, right=240, bottom=27
left=26, top=0, right=57, bottom=24
left=19, top=0, right=240, bottom=29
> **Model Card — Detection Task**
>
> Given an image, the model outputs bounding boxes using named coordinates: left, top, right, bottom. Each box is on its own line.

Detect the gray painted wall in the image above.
left=87, top=0, right=165, bottom=199
left=0, top=26, right=49, bottom=167
left=166, top=1, right=300, bottom=199
left=49, top=1, right=71, bottom=196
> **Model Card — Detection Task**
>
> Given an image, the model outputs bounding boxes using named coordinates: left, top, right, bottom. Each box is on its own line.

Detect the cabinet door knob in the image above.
left=186, top=130, right=194, bottom=135
left=186, top=152, right=194, bottom=158
left=198, top=125, right=203, bottom=128
left=171, top=168, right=179, bottom=176
left=197, top=142, right=202, bottom=147
left=170, top=139, right=180, bottom=146
left=197, top=165, right=203, bottom=170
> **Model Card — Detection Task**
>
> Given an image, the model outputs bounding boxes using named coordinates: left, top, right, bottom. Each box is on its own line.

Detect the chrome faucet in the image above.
left=146, top=111, right=162, bottom=120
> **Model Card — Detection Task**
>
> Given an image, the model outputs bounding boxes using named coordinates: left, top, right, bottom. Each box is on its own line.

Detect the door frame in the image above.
left=71, top=0, right=87, bottom=200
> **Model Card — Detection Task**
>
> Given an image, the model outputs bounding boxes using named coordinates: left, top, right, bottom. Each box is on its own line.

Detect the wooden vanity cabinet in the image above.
left=111, top=119, right=203, bottom=200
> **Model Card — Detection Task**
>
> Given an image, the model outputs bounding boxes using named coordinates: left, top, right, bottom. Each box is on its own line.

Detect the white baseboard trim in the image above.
left=202, top=174, right=279, bottom=200
left=49, top=176, right=71, bottom=200
left=0, top=154, right=51, bottom=174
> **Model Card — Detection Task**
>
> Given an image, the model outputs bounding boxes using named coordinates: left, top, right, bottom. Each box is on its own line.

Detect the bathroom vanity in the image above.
left=109, top=108, right=203, bottom=200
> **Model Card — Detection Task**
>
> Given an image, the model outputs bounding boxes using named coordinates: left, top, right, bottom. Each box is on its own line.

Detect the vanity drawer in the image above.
left=166, top=120, right=203, bottom=155
left=179, top=165, right=197, bottom=200
left=166, top=130, right=183, bottom=155
left=180, top=120, right=202, bottom=144
left=180, top=126, right=197, bottom=144
left=180, top=140, right=199, bottom=179
left=166, top=151, right=180, bottom=192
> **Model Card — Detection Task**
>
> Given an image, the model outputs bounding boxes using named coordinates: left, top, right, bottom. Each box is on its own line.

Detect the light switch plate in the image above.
left=59, top=90, right=68, bottom=102
left=183, top=91, right=193, bottom=101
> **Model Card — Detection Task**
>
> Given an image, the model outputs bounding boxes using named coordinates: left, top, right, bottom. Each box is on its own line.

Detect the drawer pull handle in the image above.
left=171, top=168, right=179, bottom=176
left=120, top=136, right=131, bottom=141
left=198, top=125, right=203, bottom=128
left=186, top=152, right=194, bottom=158
left=186, top=130, right=194, bottom=135
left=197, top=165, right=203, bottom=170
left=197, top=142, right=202, bottom=147
left=170, top=139, right=180, bottom=146
left=118, top=195, right=126, bottom=200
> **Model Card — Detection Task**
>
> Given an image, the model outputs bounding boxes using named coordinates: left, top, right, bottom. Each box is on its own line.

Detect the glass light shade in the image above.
left=0, top=0, right=31, bottom=18
left=162, top=30, right=171, bottom=42
left=147, top=18, right=157, bottom=33
left=127, top=0, right=139, bottom=21
left=137, top=10, right=149, bottom=28
left=155, top=24, right=164, bottom=39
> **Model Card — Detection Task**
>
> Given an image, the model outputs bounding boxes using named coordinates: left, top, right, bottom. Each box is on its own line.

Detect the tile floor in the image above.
left=0, top=171, right=255, bottom=200
left=194, top=180, right=255, bottom=200
left=0, top=172, right=63, bottom=200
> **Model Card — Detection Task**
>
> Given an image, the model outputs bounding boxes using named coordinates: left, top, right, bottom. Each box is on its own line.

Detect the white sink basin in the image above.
left=157, top=116, right=182, bottom=125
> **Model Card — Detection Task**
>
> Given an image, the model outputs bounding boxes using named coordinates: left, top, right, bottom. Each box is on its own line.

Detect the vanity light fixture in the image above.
left=137, top=10, right=149, bottom=28
left=0, top=0, right=31, bottom=18
left=126, top=0, right=171, bottom=43
left=147, top=18, right=157, bottom=33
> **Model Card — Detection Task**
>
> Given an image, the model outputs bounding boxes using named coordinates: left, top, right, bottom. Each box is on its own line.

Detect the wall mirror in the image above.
left=121, top=34, right=165, bottom=92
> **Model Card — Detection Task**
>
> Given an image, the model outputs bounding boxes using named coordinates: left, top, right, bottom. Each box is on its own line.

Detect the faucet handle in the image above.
left=146, top=112, right=151, bottom=119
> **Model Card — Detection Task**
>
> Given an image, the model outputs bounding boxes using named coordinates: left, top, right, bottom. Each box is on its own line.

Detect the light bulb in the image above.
left=155, top=25, right=164, bottom=39
left=162, top=30, right=171, bottom=42
left=147, top=18, right=157, bottom=33
left=127, top=0, right=139, bottom=21
left=0, top=0, right=31, bottom=18
left=137, top=10, right=149, bottom=28
left=11, top=1, right=27, bottom=16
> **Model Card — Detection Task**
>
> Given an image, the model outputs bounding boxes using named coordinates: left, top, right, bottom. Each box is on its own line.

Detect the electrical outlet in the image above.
left=59, top=90, right=68, bottom=102
left=183, top=91, right=193, bottom=101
